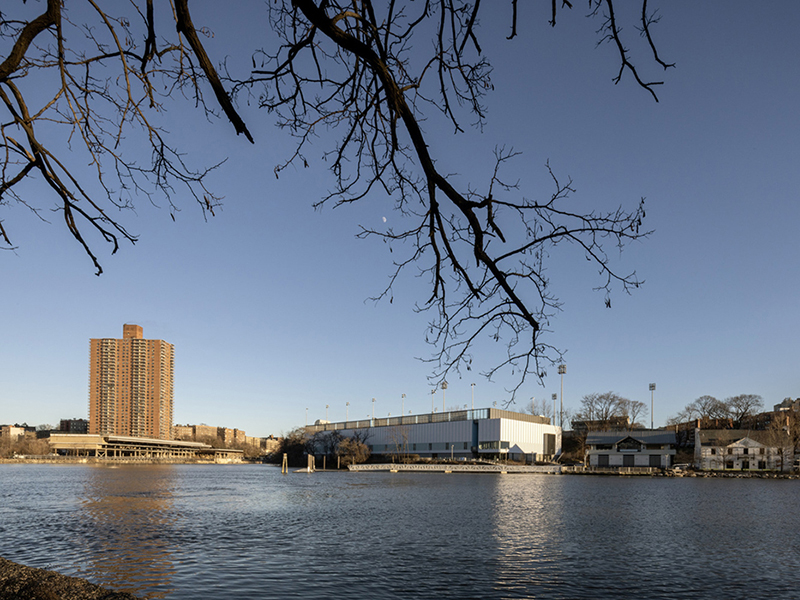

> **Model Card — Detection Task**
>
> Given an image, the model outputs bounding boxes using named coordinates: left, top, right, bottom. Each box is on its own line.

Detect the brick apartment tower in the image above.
left=88, top=324, right=174, bottom=439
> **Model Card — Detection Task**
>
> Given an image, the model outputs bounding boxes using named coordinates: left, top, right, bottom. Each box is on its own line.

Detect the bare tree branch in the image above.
left=1, top=0, right=673, bottom=401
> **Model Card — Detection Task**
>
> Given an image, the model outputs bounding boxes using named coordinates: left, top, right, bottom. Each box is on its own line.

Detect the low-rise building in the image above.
left=584, top=430, right=676, bottom=469
left=262, top=436, right=280, bottom=454
left=1, top=425, right=32, bottom=442
left=59, top=419, right=88, bottom=434
left=694, top=429, right=791, bottom=472
left=774, top=398, right=800, bottom=413
left=173, top=424, right=194, bottom=440
left=306, top=408, right=561, bottom=462
left=571, top=416, right=630, bottom=434
left=194, top=424, right=217, bottom=441
left=48, top=433, right=243, bottom=463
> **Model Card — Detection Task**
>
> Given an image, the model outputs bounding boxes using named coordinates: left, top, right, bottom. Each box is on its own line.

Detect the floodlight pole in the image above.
left=649, top=383, right=656, bottom=430
left=558, top=364, right=567, bottom=429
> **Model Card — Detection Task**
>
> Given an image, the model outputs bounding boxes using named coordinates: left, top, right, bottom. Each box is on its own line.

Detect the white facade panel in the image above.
left=307, top=409, right=561, bottom=461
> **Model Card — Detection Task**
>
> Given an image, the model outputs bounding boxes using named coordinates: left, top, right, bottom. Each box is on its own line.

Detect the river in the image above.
left=1, top=464, right=799, bottom=599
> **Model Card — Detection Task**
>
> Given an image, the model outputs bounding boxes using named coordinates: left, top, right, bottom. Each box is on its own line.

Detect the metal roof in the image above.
left=585, top=430, right=676, bottom=445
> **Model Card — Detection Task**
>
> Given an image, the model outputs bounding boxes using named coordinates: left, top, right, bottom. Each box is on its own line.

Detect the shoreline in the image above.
left=3, top=458, right=798, bottom=478
left=0, top=457, right=260, bottom=465
left=0, top=557, right=140, bottom=600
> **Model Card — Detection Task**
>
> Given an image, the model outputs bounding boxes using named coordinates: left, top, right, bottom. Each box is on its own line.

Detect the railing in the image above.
left=308, top=409, right=495, bottom=433
left=564, top=466, right=660, bottom=475
left=349, top=463, right=561, bottom=474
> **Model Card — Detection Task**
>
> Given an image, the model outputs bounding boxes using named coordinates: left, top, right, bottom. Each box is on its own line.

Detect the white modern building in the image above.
left=306, top=408, right=561, bottom=462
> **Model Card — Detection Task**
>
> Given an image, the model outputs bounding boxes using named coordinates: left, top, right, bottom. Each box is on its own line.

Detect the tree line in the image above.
left=279, top=427, right=370, bottom=468
left=667, top=394, right=765, bottom=428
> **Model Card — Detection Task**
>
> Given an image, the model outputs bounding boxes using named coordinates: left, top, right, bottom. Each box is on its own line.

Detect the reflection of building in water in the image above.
left=79, top=467, right=179, bottom=598
left=307, top=408, right=561, bottom=462
left=89, top=324, right=174, bottom=440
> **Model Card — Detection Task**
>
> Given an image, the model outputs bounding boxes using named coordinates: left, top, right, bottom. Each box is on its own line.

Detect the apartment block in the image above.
left=88, top=324, right=174, bottom=440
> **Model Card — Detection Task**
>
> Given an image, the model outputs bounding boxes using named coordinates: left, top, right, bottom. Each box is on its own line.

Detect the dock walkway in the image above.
left=348, top=463, right=561, bottom=474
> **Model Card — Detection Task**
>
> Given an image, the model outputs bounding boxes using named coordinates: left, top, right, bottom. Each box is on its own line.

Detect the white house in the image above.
left=694, top=429, right=791, bottom=472
left=584, top=430, right=676, bottom=469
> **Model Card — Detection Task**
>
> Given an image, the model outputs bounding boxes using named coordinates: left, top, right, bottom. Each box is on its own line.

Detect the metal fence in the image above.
left=348, top=463, right=561, bottom=474
left=562, top=466, right=660, bottom=475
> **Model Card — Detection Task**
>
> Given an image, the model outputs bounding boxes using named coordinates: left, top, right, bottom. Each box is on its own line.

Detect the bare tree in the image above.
left=387, top=425, right=410, bottom=462
left=338, top=436, right=370, bottom=466
left=2, top=1, right=673, bottom=399
left=619, top=399, right=648, bottom=429
left=576, top=391, right=628, bottom=428
left=685, top=395, right=730, bottom=422
left=310, top=430, right=344, bottom=461
left=724, top=394, right=764, bottom=427
left=526, top=397, right=554, bottom=420
left=0, top=0, right=253, bottom=273
left=279, top=427, right=311, bottom=466
left=765, top=413, right=795, bottom=472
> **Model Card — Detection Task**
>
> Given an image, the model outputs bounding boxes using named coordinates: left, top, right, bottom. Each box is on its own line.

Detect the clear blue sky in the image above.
left=2, top=2, right=798, bottom=437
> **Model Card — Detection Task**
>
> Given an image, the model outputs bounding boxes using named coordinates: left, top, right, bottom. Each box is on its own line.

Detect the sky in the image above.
left=2, top=1, right=799, bottom=437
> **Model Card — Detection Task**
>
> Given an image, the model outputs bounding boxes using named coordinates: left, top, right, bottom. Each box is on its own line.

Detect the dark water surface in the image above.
left=2, top=464, right=799, bottom=599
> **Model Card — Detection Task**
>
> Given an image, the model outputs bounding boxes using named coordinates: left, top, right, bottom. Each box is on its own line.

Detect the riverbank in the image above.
left=0, top=456, right=255, bottom=465
left=0, top=557, right=140, bottom=600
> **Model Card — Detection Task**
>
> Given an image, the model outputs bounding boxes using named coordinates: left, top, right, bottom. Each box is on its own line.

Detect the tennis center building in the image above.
left=306, top=408, right=561, bottom=462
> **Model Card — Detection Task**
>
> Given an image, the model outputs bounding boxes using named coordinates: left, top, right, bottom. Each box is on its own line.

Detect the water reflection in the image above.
left=488, top=475, right=569, bottom=597
left=6, top=466, right=800, bottom=599
left=78, top=466, right=179, bottom=598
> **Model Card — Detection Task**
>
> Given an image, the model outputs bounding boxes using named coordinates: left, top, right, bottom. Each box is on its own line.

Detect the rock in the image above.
left=0, top=557, right=140, bottom=600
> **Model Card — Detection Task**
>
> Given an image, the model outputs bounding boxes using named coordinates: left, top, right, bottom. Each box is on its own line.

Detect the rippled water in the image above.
left=2, top=464, right=799, bottom=599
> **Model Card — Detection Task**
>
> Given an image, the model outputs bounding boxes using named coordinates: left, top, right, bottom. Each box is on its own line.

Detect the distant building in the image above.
left=694, top=429, right=791, bottom=472
left=306, top=408, right=561, bottom=462
left=88, top=324, right=174, bottom=440
left=233, top=429, right=247, bottom=444
left=774, top=398, right=800, bottom=413
left=173, top=424, right=194, bottom=441
left=262, top=436, right=280, bottom=454
left=1, top=425, right=29, bottom=442
left=584, top=430, right=676, bottom=469
left=218, top=427, right=235, bottom=445
left=172, top=424, right=268, bottom=452
left=59, top=419, right=88, bottom=434
left=571, top=416, right=631, bottom=433
left=48, top=433, right=243, bottom=463
left=194, top=424, right=217, bottom=441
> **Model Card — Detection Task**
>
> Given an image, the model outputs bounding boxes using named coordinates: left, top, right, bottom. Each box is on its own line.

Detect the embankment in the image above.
left=0, top=557, right=140, bottom=600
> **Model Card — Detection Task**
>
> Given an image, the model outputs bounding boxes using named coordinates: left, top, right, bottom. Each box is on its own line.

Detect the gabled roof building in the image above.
left=584, top=430, right=676, bottom=469
left=694, top=429, right=791, bottom=472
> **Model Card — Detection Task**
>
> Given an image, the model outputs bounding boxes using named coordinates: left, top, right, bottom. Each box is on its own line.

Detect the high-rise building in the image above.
left=88, top=324, right=174, bottom=439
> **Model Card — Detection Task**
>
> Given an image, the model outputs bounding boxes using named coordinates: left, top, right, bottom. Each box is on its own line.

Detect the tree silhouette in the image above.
left=1, top=1, right=673, bottom=399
